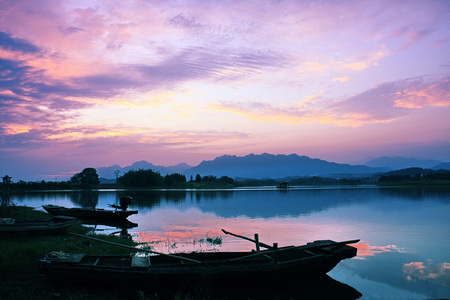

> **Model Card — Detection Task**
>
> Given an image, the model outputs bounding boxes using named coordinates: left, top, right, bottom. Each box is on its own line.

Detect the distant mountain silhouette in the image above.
left=97, top=153, right=447, bottom=180
left=97, top=161, right=192, bottom=179
left=432, top=162, right=450, bottom=170
left=182, top=153, right=386, bottom=179
left=363, top=156, right=442, bottom=170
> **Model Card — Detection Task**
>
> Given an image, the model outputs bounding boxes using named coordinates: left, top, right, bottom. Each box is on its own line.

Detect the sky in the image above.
left=1, top=0, right=449, bottom=181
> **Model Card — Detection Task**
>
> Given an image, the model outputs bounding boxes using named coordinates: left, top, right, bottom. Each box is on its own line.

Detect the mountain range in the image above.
left=96, top=153, right=449, bottom=180
left=97, top=161, right=191, bottom=179
left=362, top=156, right=442, bottom=169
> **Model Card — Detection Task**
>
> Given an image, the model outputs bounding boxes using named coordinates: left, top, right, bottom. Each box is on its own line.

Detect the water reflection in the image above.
left=403, top=261, right=450, bottom=288
left=149, top=274, right=362, bottom=300
left=6, top=186, right=450, bottom=299
left=77, top=216, right=138, bottom=239
left=352, top=242, right=404, bottom=258
left=1, top=192, right=11, bottom=206
left=69, top=190, right=100, bottom=207
left=378, top=185, right=450, bottom=201
left=125, top=187, right=450, bottom=219
left=336, top=244, right=450, bottom=299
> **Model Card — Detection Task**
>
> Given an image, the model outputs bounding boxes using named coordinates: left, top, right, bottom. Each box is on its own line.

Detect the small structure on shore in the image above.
left=277, top=182, right=290, bottom=189
left=2, top=175, right=12, bottom=185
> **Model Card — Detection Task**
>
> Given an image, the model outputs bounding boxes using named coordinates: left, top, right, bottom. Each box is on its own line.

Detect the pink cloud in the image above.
left=393, top=77, right=450, bottom=108
left=353, top=242, right=403, bottom=259
left=403, top=261, right=450, bottom=287
left=213, top=76, right=450, bottom=126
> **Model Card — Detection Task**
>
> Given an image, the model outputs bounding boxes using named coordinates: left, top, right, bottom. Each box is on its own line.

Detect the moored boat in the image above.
left=42, top=204, right=138, bottom=221
left=0, top=217, right=75, bottom=234
left=39, top=232, right=359, bottom=286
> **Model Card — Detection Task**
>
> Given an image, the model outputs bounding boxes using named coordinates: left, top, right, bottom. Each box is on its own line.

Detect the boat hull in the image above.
left=0, top=218, right=74, bottom=234
left=39, top=240, right=358, bottom=287
left=43, top=205, right=137, bottom=220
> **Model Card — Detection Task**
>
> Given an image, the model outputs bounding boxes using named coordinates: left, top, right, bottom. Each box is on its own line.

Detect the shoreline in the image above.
left=0, top=206, right=143, bottom=299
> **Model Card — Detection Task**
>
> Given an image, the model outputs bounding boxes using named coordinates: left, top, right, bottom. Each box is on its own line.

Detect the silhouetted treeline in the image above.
left=1, top=180, right=73, bottom=190
left=378, top=168, right=450, bottom=184
left=117, top=169, right=235, bottom=188
left=0, top=168, right=101, bottom=191
left=2, top=166, right=450, bottom=191
left=117, top=169, right=165, bottom=187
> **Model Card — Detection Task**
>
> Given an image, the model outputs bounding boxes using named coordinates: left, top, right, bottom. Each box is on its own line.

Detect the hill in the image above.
left=431, top=162, right=450, bottom=170
left=97, top=161, right=192, bottom=179
left=363, top=156, right=442, bottom=170
left=97, top=154, right=448, bottom=181
left=182, top=153, right=386, bottom=179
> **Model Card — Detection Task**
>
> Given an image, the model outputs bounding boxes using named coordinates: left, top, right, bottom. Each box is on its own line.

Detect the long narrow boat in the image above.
left=0, top=217, right=75, bottom=234
left=39, top=238, right=360, bottom=286
left=42, top=204, right=138, bottom=221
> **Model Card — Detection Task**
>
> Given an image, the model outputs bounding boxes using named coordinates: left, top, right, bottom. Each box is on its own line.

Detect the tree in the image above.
left=114, top=170, right=121, bottom=183
left=164, top=173, right=187, bottom=186
left=195, top=174, right=202, bottom=182
left=70, top=168, right=100, bottom=188
left=117, top=169, right=164, bottom=187
left=218, top=176, right=235, bottom=185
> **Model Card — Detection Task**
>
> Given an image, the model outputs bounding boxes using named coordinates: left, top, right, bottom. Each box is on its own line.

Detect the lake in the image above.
left=4, top=186, right=450, bottom=299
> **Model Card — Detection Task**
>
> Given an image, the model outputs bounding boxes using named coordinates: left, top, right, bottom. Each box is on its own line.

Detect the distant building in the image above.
left=277, top=182, right=290, bottom=189
left=2, top=175, right=12, bottom=184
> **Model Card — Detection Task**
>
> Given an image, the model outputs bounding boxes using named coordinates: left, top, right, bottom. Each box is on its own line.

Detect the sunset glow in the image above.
left=1, top=0, right=449, bottom=180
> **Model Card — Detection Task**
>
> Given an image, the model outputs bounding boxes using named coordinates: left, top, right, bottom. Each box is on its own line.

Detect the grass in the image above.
left=0, top=206, right=222, bottom=299
left=0, top=206, right=155, bottom=299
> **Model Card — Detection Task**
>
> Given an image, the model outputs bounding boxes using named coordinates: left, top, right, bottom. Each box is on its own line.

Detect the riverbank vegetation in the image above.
left=1, top=168, right=236, bottom=191
left=2, top=167, right=450, bottom=192
left=378, top=167, right=450, bottom=186
left=0, top=206, right=141, bottom=299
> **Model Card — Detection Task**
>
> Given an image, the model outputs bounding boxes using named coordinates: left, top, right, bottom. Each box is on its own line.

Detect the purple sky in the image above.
left=1, top=0, right=449, bottom=181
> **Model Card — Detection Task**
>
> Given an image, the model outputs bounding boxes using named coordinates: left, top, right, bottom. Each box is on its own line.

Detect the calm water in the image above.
left=4, top=186, right=450, bottom=299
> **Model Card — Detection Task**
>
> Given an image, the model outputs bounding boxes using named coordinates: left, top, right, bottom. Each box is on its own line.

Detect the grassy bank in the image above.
left=0, top=206, right=153, bottom=299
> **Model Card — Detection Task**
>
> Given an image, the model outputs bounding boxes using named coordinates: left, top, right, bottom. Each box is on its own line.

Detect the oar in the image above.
left=222, top=229, right=274, bottom=250
left=69, top=232, right=202, bottom=263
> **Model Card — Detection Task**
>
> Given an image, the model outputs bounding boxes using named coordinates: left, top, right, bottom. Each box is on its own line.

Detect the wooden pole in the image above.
left=254, top=234, right=260, bottom=251
left=222, top=229, right=273, bottom=249
left=69, top=232, right=202, bottom=263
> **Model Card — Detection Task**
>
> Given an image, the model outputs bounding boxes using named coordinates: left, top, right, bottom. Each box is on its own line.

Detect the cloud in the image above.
left=1, top=0, right=449, bottom=181
left=332, top=76, right=350, bottom=82
left=393, top=77, right=450, bottom=108
left=330, top=76, right=450, bottom=122
left=211, top=75, right=450, bottom=126
left=0, top=31, right=41, bottom=53
left=135, top=46, right=288, bottom=85
left=0, top=57, right=93, bottom=135
left=0, top=121, right=252, bottom=180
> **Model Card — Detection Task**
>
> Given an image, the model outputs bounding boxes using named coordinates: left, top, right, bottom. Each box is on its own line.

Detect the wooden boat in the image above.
left=42, top=204, right=138, bottom=221
left=39, top=231, right=359, bottom=286
left=0, top=217, right=75, bottom=234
